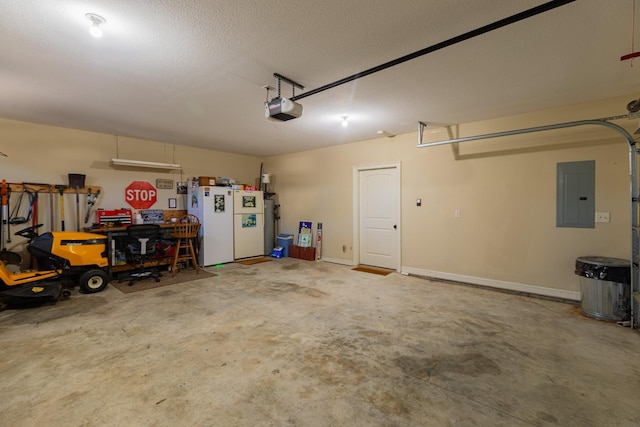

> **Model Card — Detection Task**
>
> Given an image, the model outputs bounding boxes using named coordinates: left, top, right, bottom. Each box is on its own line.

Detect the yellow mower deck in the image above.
left=48, top=232, right=108, bottom=268
left=0, top=263, right=61, bottom=287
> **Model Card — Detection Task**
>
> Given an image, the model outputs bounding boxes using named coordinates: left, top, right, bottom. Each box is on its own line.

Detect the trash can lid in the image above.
left=575, top=256, right=630, bottom=284
left=575, top=256, right=630, bottom=267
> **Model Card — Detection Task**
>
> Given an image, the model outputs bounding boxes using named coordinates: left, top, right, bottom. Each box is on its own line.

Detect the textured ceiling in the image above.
left=0, top=1, right=638, bottom=157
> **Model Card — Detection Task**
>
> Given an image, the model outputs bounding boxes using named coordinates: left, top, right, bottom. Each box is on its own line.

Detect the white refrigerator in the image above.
left=233, top=190, right=264, bottom=259
left=188, top=186, right=234, bottom=266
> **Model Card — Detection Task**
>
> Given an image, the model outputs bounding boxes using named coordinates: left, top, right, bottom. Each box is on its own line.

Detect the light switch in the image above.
left=595, top=212, right=610, bottom=223
left=454, top=209, right=461, bottom=218
left=416, top=198, right=422, bottom=207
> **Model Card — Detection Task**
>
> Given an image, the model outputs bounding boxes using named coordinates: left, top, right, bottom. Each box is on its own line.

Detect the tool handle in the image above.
left=84, top=204, right=91, bottom=224
left=83, top=189, right=101, bottom=224
left=1, top=179, right=7, bottom=206
left=58, top=189, right=65, bottom=231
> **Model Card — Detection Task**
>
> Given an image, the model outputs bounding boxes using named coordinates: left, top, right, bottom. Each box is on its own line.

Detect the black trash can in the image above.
left=575, top=256, right=631, bottom=322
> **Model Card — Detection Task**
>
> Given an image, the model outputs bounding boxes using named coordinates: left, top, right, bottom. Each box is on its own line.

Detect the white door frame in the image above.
left=352, top=162, right=401, bottom=271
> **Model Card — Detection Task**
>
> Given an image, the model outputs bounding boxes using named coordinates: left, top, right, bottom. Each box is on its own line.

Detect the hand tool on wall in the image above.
left=9, top=187, right=22, bottom=223
left=74, top=186, right=80, bottom=231
left=6, top=187, right=11, bottom=244
left=21, top=183, right=50, bottom=231
left=84, top=188, right=100, bottom=224
left=49, top=185, right=54, bottom=231
left=31, top=189, right=39, bottom=229
left=30, top=188, right=41, bottom=269
left=1, top=180, right=7, bottom=250
left=55, top=185, right=66, bottom=231
left=85, top=188, right=91, bottom=224
left=10, top=186, right=31, bottom=225
left=0, top=183, right=22, bottom=266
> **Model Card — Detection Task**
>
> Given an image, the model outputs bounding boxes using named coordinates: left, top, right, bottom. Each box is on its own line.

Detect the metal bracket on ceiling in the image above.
left=418, top=121, right=456, bottom=144
left=419, top=121, right=458, bottom=157
left=627, top=110, right=640, bottom=135
left=418, top=114, right=640, bottom=149
left=273, top=73, right=304, bottom=99
left=594, top=111, right=640, bottom=136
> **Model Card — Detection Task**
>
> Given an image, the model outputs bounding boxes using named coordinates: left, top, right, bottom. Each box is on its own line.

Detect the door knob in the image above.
left=393, top=225, right=397, bottom=230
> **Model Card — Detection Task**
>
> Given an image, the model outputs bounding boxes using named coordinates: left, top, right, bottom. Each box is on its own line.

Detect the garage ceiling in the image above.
left=0, top=1, right=638, bottom=157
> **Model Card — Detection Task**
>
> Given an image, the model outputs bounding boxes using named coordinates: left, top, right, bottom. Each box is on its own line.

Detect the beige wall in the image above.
left=2, top=94, right=636, bottom=298
left=265, top=94, right=637, bottom=298
left=0, top=118, right=262, bottom=234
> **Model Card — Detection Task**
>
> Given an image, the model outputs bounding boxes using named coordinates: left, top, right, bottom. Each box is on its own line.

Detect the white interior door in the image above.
left=359, top=167, right=400, bottom=270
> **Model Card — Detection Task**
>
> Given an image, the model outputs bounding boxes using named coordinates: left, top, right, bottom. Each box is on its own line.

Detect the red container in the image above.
left=96, top=209, right=133, bottom=227
left=289, top=245, right=300, bottom=259
left=299, top=247, right=316, bottom=261
left=288, top=245, right=315, bottom=261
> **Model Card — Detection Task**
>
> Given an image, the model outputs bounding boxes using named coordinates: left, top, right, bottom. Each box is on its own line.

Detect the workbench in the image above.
left=88, top=223, right=180, bottom=280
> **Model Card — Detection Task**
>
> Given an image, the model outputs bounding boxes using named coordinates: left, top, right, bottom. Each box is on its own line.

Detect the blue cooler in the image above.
left=277, top=234, right=294, bottom=257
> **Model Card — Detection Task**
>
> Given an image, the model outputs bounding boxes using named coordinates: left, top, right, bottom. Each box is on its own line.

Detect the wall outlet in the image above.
left=595, top=212, right=610, bottom=223
left=454, top=209, right=461, bottom=218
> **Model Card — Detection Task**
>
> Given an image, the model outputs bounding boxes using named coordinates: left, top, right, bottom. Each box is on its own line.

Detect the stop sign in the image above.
left=124, top=181, right=157, bottom=209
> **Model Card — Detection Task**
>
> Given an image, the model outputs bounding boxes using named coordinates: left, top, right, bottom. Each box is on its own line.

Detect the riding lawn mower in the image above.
left=0, top=224, right=110, bottom=311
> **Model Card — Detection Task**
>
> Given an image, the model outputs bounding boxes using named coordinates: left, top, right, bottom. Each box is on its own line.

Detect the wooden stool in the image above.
left=171, top=214, right=200, bottom=276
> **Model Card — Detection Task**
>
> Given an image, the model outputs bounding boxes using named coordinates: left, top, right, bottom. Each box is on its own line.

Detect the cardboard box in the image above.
left=198, top=176, right=216, bottom=186
left=163, top=210, right=187, bottom=223
left=299, top=246, right=316, bottom=261
left=289, top=245, right=300, bottom=259
left=289, top=245, right=315, bottom=261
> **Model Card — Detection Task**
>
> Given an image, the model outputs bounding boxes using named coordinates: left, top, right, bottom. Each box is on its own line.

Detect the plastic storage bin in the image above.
left=276, top=234, right=294, bottom=257
left=575, top=256, right=631, bottom=322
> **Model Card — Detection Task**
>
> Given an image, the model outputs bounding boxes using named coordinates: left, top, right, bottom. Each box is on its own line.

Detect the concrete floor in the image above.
left=0, top=258, right=639, bottom=426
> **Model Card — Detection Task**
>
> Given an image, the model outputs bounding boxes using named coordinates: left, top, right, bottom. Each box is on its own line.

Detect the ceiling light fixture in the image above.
left=85, top=13, right=106, bottom=38
left=341, top=116, right=349, bottom=127
left=111, top=158, right=182, bottom=170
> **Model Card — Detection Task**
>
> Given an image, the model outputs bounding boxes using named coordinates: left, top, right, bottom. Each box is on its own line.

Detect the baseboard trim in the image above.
left=401, top=266, right=581, bottom=302
left=321, top=257, right=357, bottom=266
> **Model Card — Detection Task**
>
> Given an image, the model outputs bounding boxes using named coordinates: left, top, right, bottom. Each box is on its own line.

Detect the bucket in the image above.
left=575, top=256, right=631, bottom=322
left=578, top=277, right=630, bottom=321
left=68, top=173, right=86, bottom=189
